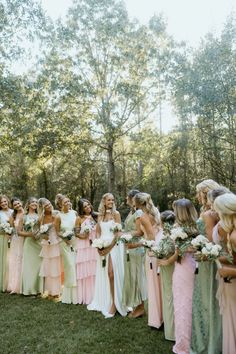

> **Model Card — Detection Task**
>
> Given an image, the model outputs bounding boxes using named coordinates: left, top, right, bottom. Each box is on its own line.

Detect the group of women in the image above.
left=0, top=179, right=236, bottom=354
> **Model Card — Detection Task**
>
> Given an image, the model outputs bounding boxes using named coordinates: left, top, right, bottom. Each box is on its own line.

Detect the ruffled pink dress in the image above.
left=145, top=228, right=163, bottom=328
left=213, top=224, right=236, bottom=354
left=172, top=253, right=196, bottom=354
left=76, top=217, right=97, bottom=304
left=7, top=217, right=24, bottom=294
left=39, top=223, right=61, bottom=296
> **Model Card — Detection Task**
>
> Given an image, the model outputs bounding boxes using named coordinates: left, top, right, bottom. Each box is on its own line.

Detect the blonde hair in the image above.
left=196, top=179, right=220, bottom=209
left=98, top=193, right=116, bottom=217
left=55, top=193, right=64, bottom=211
left=38, top=198, right=52, bottom=223
left=24, top=197, right=38, bottom=214
left=214, top=194, right=236, bottom=233
left=172, top=198, right=198, bottom=235
left=134, top=192, right=160, bottom=225
left=0, top=195, right=10, bottom=210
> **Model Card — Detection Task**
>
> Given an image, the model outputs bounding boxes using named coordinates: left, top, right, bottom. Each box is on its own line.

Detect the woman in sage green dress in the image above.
left=19, top=197, right=43, bottom=295
left=191, top=179, right=222, bottom=354
left=0, top=195, right=13, bottom=292
left=122, top=189, right=147, bottom=318
left=157, top=210, right=176, bottom=341
left=55, top=195, right=78, bottom=304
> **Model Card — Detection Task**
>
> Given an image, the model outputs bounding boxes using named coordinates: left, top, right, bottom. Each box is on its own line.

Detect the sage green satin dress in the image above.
left=21, top=214, right=43, bottom=295
left=122, top=211, right=147, bottom=308
left=190, top=218, right=222, bottom=354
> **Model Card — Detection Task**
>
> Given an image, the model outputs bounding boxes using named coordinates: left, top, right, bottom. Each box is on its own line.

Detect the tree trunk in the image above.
left=108, top=142, right=115, bottom=192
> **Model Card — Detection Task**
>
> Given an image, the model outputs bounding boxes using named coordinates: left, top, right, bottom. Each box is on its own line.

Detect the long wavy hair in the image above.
left=37, top=198, right=52, bottom=224
left=24, top=197, right=38, bottom=215
left=98, top=193, right=116, bottom=218
left=77, top=198, right=97, bottom=222
left=0, top=195, right=10, bottom=210
left=196, top=179, right=220, bottom=210
left=134, top=192, right=160, bottom=225
left=55, top=193, right=64, bottom=211
left=172, top=198, right=198, bottom=236
left=214, top=193, right=236, bottom=255
left=11, top=197, right=23, bottom=220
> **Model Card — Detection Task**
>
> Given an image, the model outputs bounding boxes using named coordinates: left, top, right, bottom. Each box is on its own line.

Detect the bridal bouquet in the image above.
left=191, top=235, right=209, bottom=251
left=24, top=219, right=38, bottom=232
left=60, top=230, right=75, bottom=251
left=141, top=239, right=156, bottom=249
left=92, top=238, right=112, bottom=267
left=151, top=237, right=175, bottom=259
left=34, top=224, right=52, bottom=243
left=110, top=223, right=122, bottom=233
left=0, top=222, right=13, bottom=235
left=81, top=224, right=93, bottom=234
left=170, top=227, right=193, bottom=257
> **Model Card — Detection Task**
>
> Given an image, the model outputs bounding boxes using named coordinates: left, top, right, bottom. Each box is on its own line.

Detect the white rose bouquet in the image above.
left=0, top=222, right=13, bottom=235
left=141, top=239, right=156, bottom=249
left=34, top=224, right=51, bottom=243
left=92, top=238, right=112, bottom=267
left=110, top=223, right=122, bottom=233
left=170, top=227, right=192, bottom=257
left=60, top=230, right=75, bottom=251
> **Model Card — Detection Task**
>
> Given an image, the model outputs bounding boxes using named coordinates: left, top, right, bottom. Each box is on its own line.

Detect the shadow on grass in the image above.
left=0, top=293, right=173, bottom=354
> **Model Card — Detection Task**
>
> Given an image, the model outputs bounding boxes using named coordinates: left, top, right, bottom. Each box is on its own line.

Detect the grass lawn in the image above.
left=0, top=293, right=173, bottom=354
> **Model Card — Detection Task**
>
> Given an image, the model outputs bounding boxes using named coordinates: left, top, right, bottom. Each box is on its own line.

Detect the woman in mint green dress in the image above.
left=122, top=190, right=147, bottom=318
left=19, top=197, right=43, bottom=295
left=158, top=210, right=175, bottom=342
left=55, top=195, right=78, bottom=304
left=0, top=195, right=13, bottom=292
left=191, top=179, right=222, bottom=354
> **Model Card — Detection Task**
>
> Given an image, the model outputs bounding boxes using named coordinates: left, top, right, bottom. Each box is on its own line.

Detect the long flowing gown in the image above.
left=145, top=227, right=163, bottom=328
left=21, top=214, right=43, bottom=295
left=122, top=211, right=147, bottom=308
left=7, top=217, right=24, bottom=293
left=39, top=223, right=61, bottom=296
left=191, top=218, right=222, bottom=354
left=0, top=209, right=13, bottom=292
left=87, top=220, right=128, bottom=317
left=76, top=217, right=97, bottom=304
left=59, top=210, right=78, bottom=304
left=159, top=230, right=175, bottom=341
left=213, top=224, right=236, bottom=354
left=173, top=252, right=196, bottom=354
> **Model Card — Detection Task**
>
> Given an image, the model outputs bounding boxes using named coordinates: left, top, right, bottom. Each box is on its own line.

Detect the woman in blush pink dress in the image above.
left=7, top=197, right=25, bottom=294
left=38, top=198, right=61, bottom=298
left=214, top=193, right=236, bottom=354
left=159, top=199, right=198, bottom=354
left=133, top=192, right=163, bottom=328
left=75, top=198, right=97, bottom=304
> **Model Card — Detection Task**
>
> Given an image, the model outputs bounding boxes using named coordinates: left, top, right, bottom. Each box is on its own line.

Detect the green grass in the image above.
left=0, top=293, right=173, bottom=354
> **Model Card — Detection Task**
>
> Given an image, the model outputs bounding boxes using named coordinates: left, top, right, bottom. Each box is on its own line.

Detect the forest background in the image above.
left=0, top=0, right=235, bottom=214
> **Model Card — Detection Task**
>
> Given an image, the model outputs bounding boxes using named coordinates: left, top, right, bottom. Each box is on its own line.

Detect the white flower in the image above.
left=120, top=233, right=133, bottom=243
left=92, top=238, right=111, bottom=249
left=81, top=225, right=92, bottom=234
left=0, top=222, right=13, bottom=235
left=170, top=227, right=188, bottom=241
left=151, top=245, right=159, bottom=252
left=40, top=225, right=49, bottom=234
left=110, top=223, right=122, bottom=233
left=191, top=235, right=209, bottom=248
left=142, top=239, right=156, bottom=249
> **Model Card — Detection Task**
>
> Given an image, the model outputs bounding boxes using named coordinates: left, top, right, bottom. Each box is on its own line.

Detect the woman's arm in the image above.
left=75, top=216, right=88, bottom=239
left=54, top=215, right=61, bottom=236
left=156, top=250, right=179, bottom=266
left=202, top=211, right=218, bottom=242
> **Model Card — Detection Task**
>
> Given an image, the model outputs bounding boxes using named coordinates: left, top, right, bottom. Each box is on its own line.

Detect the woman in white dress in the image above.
left=88, top=193, right=127, bottom=318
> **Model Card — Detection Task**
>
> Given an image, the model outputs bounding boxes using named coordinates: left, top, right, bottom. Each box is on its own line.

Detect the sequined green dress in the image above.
left=190, top=218, right=222, bottom=354
left=122, top=211, right=147, bottom=308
